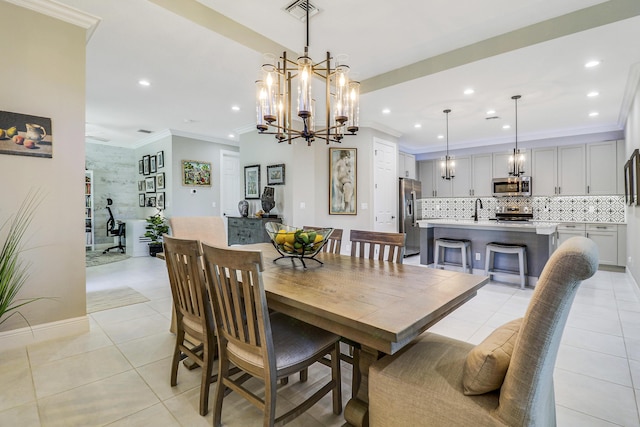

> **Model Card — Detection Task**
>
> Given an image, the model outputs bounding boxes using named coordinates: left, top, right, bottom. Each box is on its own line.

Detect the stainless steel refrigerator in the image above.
left=399, top=178, right=422, bottom=256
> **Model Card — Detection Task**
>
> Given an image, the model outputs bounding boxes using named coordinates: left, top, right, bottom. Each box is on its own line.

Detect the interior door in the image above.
left=220, top=151, right=240, bottom=228
left=373, top=138, right=397, bottom=232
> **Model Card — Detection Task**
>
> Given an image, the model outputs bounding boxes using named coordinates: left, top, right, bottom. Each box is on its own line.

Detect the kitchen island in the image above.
left=418, top=219, right=558, bottom=282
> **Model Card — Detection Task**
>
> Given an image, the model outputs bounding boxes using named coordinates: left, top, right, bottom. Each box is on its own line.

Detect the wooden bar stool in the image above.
left=434, top=238, right=472, bottom=274
left=485, top=242, right=528, bottom=289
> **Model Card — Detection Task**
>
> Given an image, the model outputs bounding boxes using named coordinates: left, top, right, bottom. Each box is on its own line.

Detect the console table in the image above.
left=227, top=216, right=282, bottom=245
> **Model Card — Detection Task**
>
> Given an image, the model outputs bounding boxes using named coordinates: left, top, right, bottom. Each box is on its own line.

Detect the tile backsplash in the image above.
left=419, top=195, right=626, bottom=223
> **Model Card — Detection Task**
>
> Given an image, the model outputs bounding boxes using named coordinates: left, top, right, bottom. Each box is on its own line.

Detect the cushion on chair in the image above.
left=463, top=318, right=522, bottom=395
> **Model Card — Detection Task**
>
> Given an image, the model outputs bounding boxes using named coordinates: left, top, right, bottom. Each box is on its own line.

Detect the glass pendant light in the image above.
left=441, top=109, right=455, bottom=180
left=508, top=95, right=525, bottom=176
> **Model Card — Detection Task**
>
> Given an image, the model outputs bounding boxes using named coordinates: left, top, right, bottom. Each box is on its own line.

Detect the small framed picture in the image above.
left=143, top=155, right=150, bottom=175
left=244, top=164, right=261, bottom=199
left=138, top=160, right=143, bottom=174
left=146, top=196, right=157, bottom=207
left=145, top=176, right=156, bottom=193
left=157, top=150, right=164, bottom=168
left=182, top=160, right=212, bottom=186
left=157, top=192, right=165, bottom=209
left=150, top=155, right=157, bottom=173
left=156, top=172, right=165, bottom=190
left=139, top=193, right=145, bottom=207
left=267, top=164, right=285, bottom=185
left=138, top=180, right=145, bottom=192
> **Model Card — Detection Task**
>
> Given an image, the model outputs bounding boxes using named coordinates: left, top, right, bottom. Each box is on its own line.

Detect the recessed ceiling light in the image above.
left=587, top=91, right=599, bottom=97
left=589, top=112, right=599, bottom=117
left=437, top=134, right=444, bottom=139
left=585, top=60, right=600, bottom=68
left=228, top=133, right=235, bottom=138
left=231, top=106, right=240, bottom=111
left=502, top=124, right=511, bottom=129
left=464, top=88, right=475, bottom=95
left=138, top=79, right=151, bottom=86
left=382, top=108, right=391, bottom=114
left=414, top=124, right=422, bottom=129
left=486, top=109, right=496, bottom=115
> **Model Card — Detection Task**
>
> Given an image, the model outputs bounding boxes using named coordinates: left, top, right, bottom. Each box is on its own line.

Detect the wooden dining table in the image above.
left=243, top=243, right=489, bottom=427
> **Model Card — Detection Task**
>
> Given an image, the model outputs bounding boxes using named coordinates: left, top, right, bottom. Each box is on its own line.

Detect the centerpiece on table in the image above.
left=265, top=222, right=333, bottom=268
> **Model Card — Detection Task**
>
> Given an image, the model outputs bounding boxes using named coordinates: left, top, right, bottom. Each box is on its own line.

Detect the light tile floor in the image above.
left=1, top=255, right=639, bottom=426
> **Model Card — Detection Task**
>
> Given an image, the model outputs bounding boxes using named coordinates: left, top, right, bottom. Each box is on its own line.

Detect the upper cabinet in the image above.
left=531, top=147, right=558, bottom=196
left=492, top=149, right=531, bottom=178
left=418, top=155, right=491, bottom=197
left=398, top=152, right=416, bottom=179
left=418, top=160, right=436, bottom=197
left=558, top=145, right=586, bottom=195
left=587, top=140, right=620, bottom=195
left=471, top=154, right=493, bottom=197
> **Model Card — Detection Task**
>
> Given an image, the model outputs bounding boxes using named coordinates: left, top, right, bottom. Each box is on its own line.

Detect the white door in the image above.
left=373, top=138, right=397, bottom=232
left=220, top=151, right=240, bottom=227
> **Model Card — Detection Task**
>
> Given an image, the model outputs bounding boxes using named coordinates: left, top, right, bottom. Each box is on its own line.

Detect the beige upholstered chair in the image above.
left=163, top=235, right=217, bottom=416
left=369, top=236, right=599, bottom=427
left=349, top=229, right=405, bottom=263
left=201, top=243, right=343, bottom=427
left=169, top=216, right=227, bottom=247
left=303, top=226, right=343, bottom=254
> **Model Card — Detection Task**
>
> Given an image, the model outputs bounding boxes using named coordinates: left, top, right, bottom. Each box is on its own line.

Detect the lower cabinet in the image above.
left=556, top=223, right=624, bottom=267
left=227, top=217, right=282, bottom=245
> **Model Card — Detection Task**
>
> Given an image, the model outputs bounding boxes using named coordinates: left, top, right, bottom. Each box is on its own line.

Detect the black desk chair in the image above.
left=103, top=199, right=125, bottom=254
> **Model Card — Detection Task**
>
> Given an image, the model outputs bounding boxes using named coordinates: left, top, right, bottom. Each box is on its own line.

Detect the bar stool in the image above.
left=434, top=238, right=472, bottom=274
left=485, top=242, right=528, bottom=289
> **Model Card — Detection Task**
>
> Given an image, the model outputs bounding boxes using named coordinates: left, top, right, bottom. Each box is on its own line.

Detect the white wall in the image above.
left=624, top=84, right=640, bottom=285
left=0, top=3, right=86, bottom=331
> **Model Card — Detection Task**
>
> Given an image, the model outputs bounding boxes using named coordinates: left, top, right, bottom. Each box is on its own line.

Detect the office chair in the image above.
left=103, top=198, right=126, bottom=254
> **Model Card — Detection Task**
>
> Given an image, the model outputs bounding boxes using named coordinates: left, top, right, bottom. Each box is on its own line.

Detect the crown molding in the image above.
left=131, top=129, right=240, bottom=149
left=5, top=0, right=101, bottom=42
left=619, top=63, right=640, bottom=128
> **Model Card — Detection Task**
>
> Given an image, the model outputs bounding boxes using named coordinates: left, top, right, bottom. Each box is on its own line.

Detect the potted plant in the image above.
left=144, top=212, right=169, bottom=257
left=1, top=191, right=45, bottom=327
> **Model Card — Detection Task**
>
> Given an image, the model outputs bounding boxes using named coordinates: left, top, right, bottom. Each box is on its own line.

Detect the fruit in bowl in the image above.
left=265, top=223, right=332, bottom=256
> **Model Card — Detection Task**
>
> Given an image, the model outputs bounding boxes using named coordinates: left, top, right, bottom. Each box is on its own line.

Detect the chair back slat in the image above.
left=303, top=226, right=344, bottom=254
left=349, top=230, right=406, bottom=263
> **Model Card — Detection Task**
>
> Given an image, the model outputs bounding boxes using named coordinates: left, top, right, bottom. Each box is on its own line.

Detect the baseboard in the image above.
left=0, top=316, right=90, bottom=351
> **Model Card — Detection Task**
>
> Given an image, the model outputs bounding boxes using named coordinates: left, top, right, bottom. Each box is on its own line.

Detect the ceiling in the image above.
left=48, top=0, right=640, bottom=155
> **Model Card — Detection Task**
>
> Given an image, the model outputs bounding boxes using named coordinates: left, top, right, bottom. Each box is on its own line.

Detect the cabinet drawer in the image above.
left=557, top=223, right=586, bottom=232
left=586, top=224, right=617, bottom=233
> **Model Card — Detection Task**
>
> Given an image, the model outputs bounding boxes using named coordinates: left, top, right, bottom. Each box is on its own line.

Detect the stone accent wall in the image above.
left=419, top=195, right=625, bottom=223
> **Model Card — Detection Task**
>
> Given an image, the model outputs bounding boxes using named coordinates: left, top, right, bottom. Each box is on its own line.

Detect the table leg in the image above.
left=343, top=345, right=382, bottom=427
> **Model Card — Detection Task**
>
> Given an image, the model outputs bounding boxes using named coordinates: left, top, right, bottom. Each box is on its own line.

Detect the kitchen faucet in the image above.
left=473, top=198, right=483, bottom=222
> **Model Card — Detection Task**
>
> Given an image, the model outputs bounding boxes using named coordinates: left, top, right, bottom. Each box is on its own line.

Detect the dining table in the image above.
left=242, top=242, right=489, bottom=427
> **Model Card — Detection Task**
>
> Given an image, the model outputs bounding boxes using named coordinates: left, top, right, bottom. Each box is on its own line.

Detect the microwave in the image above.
left=492, top=176, right=532, bottom=197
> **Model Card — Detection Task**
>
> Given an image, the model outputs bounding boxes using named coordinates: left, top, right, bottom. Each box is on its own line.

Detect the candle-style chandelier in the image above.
left=441, top=109, right=455, bottom=180
left=508, top=95, right=525, bottom=176
left=255, top=1, right=360, bottom=145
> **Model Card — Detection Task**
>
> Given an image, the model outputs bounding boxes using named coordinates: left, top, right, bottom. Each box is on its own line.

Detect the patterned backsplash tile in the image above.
left=419, top=195, right=626, bottom=223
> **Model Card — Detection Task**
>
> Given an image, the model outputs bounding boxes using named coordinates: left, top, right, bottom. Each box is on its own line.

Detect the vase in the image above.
left=238, top=200, right=249, bottom=217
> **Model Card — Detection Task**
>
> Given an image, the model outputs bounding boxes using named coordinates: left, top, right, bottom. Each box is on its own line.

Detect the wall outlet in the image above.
left=211, top=202, right=216, bottom=207
left=361, top=203, right=368, bottom=210
left=475, top=252, right=481, bottom=261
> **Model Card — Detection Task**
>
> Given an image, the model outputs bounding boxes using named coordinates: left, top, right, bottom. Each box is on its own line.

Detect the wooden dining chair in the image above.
left=163, top=235, right=217, bottom=416
left=201, top=243, right=342, bottom=427
left=303, top=226, right=343, bottom=254
left=349, top=229, right=406, bottom=263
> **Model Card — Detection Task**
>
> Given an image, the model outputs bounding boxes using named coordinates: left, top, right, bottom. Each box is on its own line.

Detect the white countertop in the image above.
left=417, top=219, right=559, bottom=235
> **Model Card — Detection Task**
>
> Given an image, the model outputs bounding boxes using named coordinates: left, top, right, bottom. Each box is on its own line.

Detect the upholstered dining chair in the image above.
left=368, top=236, right=599, bottom=427
left=349, top=229, right=405, bottom=263
left=303, top=226, right=343, bottom=254
left=163, top=235, right=217, bottom=416
left=169, top=216, right=227, bottom=247
left=201, top=243, right=343, bottom=427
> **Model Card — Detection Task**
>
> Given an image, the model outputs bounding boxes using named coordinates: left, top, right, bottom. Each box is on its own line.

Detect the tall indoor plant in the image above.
left=0, top=191, right=43, bottom=326
left=144, top=211, right=169, bottom=257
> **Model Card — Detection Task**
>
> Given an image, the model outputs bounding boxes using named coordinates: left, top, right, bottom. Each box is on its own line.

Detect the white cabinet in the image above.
left=492, top=149, right=531, bottom=178
left=558, top=145, right=586, bottom=195
left=85, top=170, right=94, bottom=250
left=420, top=155, right=491, bottom=197
left=587, top=141, right=618, bottom=195
left=618, top=224, right=627, bottom=266
left=532, top=147, right=558, bottom=196
left=616, top=140, right=625, bottom=195
left=418, top=160, right=436, bottom=197
left=586, top=224, right=618, bottom=265
left=398, top=152, right=416, bottom=179
left=451, top=156, right=472, bottom=197
left=557, top=223, right=585, bottom=247
left=471, top=154, right=493, bottom=197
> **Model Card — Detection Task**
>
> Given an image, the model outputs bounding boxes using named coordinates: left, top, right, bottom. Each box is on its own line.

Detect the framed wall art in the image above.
left=139, top=194, right=146, bottom=207
left=244, top=164, right=261, bottom=199
left=157, top=192, right=165, bottom=209
left=146, top=196, right=157, bottom=207
left=143, top=155, right=150, bottom=175
left=267, top=164, right=285, bottom=185
left=182, top=160, right=211, bottom=186
left=145, top=176, right=156, bottom=193
left=632, top=149, right=640, bottom=206
left=138, top=159, right=143, bottom=174
left=157, top=150, right=164, bottom=168
left=329, top=147, right=357, bottom=215
left=0, top=110, right=53, bottom=159
left=150, top=155, right=157, bottom=173
left=156, top=172, right=165, bottom=190
left=138, top=180, right=145, bottom=192
left=624, top=159, right=631, bottom=205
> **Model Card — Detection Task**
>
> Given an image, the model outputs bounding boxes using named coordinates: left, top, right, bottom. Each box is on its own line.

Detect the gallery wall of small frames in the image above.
left=138, top=150, right=165, bottom=209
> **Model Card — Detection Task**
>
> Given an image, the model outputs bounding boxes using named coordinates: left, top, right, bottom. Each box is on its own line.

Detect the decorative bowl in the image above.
left=264, top=222, right=333, bottom=264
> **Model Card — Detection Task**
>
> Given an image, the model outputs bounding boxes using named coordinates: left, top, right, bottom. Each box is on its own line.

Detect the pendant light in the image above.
left=441, top=109, right=455, bottom=180
left=508, top=95, right=525, bottom=176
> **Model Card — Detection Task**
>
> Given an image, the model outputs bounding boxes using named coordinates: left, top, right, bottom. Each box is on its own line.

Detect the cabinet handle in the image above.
left=587, top=185, right=590, bottom=194
left=596, top=226, right=607, bottom=229
left=566, top=225, right=576, bottom=228
left=558, top=186, right=561, bottom=194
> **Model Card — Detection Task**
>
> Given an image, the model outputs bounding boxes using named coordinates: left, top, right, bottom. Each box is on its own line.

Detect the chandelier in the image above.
left=441, top=109, right=455, bottom=180
left=255, top=1, right=360, bottom=145
left=508, top=95, right=525, bottom=176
